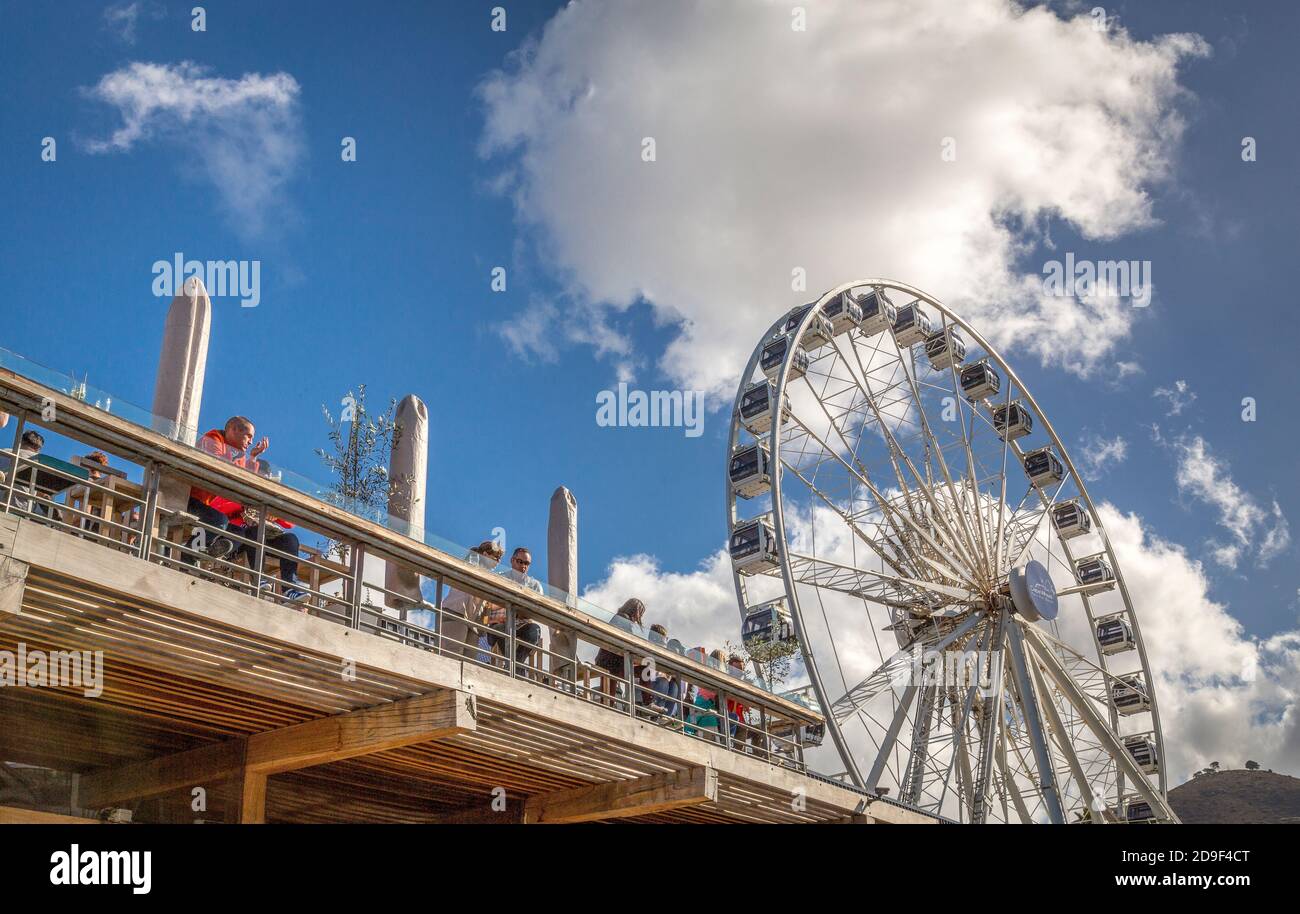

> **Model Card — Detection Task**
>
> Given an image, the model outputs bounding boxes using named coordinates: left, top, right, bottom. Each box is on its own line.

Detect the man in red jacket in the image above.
left=185, top=416, right=306, bottom=602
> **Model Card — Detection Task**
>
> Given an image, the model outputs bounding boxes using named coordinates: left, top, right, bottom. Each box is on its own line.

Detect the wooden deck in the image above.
left=0, top=515, right=937, bottom=824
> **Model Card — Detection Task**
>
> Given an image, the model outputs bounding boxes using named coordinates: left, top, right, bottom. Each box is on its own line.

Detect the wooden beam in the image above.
left=425, top=800, right=524, bottom=825
left=244, top=689, right=473, bottom=775
left=78, top=739, right=247, bottom=810
left=236, top=771, right=267, bottom=824
left=0, top=805, right=101, bottom=824
left=78, top=690, right=473, bottom=808
left=523, top=766, right=717, bottom=824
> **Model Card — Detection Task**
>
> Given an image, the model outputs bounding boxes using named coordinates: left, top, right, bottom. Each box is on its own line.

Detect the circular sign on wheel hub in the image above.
left=1010, top=560, right=1058, bottom=622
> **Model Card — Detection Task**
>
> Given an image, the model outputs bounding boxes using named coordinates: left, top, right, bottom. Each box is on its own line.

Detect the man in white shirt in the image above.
left=485, top=547, right=544, bottom=668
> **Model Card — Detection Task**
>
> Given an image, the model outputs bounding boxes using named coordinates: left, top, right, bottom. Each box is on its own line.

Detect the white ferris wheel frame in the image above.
left=724, top=278, right=1173, bottom=823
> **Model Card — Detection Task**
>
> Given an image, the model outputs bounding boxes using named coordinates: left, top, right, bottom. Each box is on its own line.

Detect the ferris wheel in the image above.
left=725, top=279, right=1176, bottom=824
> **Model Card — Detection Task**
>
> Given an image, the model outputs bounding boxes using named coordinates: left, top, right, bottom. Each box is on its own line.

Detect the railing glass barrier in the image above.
left=0, top=345, right=783, bottom=697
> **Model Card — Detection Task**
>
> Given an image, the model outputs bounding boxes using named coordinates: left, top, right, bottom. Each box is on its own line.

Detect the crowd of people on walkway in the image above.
left=590, top=598, right=759, bottom=743
left=417, top=543, right=765, bottom=747
left=5, top=408, right=779, bottom=754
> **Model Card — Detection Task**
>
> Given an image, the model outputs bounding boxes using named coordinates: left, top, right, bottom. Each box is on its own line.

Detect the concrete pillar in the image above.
left=152, top=276, right=210, bottom=446
left=152, top=276, right=211, bottom=515
left=384, top=395, right=428, bottom=611
left=548, top=486, right=579, bottom=681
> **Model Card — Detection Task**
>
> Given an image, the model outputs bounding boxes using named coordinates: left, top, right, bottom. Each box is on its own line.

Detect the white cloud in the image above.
left=1260, top=501, right=1291, bottom=565
left=1207, top=541, right=1242, bottom=570
left=1094, top=505, right=1300, bottom=781
left=103, top=2, right=142, bottom=44
left=582, top=549, right=740, bottom=652
left=479, top=0, right=1208, bottom=399
left=83, top=62, right=303, bottom=238
left=501, top=298, right=561, bottom=363
left=582, top=502, right=1300, bottom=784
left=1078, top=433, right=1128, bottom=480
left=1153, top=378, right=1197, bottom=416
left=1174, top=435, right=1290, bottom=567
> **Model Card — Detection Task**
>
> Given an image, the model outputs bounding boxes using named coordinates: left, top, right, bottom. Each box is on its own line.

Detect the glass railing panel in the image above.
left=0, top=349, right=787, bottom=696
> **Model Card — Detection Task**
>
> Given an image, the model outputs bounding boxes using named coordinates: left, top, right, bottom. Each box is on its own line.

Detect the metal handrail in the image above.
left=0, top=367, right=823, bottom=734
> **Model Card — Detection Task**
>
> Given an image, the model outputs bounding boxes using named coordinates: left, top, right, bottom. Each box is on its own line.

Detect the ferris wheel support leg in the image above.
left=1020, top=624, right=1179, bottom=822
left=970, top=611, right=1008, bottom=824
left=900, top=685, right=937, bottom=805
left=949, top=690, right=977, bottom=822
left=996, top=724, right=1033, bottom=823
left=1025, top=640, right=1098, bottom=819
left=1005, top=621, right=1067, bottom=824
left=938, top=617, right=990, bottom=820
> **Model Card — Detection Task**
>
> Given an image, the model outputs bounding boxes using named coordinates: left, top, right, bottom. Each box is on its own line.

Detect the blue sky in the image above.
left=2, top=1, right=1299, bottom=772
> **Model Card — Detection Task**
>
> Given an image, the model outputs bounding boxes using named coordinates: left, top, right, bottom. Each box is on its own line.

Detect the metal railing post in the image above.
left=3, top=411, right=28, bottom=514
left=507, top=603, right=517, bottom=677
left=719, top=687, right=733, bottom=750
left=347, top=542, right=366, bottom=629
left=253, top=503, right=268, bottom=596
left=624, top=649, right=635, bottom=716
left=137, top=461, right=160, bottom=560
left=433, top=574, right=445, bottom=656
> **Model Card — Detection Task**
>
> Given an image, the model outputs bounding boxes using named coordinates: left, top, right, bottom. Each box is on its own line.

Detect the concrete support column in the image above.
left=547, top=486, right=579, bottom=682
left=384, top=395, right=428, bottom=612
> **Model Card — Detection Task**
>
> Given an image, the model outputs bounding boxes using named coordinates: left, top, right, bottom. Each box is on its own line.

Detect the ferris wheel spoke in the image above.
left=984, top=372, right=1021, bottom=579
left=864, top=684, right=920, bottom=792
left=847, top=328, right=987, bottom=579
left=785, top=412, right=974, bottom=587
left=946, top=618, right=1003, bottom=816
left=956, top=389, right=1000, bottom=579
left=828, top=610, right=985, bottom=724
left=786, top=550, right=978, bottom=606
left=834, top=335, right=988, bottom=582
left=1020, top=623, right=1177, bottom=821
left=784, top=407, right=938, bottom=580
left=779, top=458, right=924, bottom=585
left=1003, top=444, right=1073, bottom=574
left=792, top=356, right=981, bottom=586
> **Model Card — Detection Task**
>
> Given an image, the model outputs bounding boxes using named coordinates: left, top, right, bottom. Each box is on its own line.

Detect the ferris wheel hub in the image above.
left=1009, top=560, right=1059, bottom=622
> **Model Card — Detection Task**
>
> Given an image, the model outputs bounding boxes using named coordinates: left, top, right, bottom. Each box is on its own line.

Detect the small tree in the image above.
left=1210, top=761, right=1220, bottom=771
left=726, top=636, right=800, bottom=690
left=316, top=385, right=410, bottom=556
left=1245, top=760, right=1260, bottom=771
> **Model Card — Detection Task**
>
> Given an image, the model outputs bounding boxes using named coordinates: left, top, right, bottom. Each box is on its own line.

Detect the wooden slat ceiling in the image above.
left=2, top=569, right=868, bottom=824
